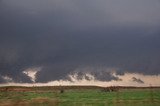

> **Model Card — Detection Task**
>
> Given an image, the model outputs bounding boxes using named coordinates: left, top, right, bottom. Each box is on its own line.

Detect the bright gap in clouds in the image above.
left=1, top=72, right=160, bottom=87
left=23, top=67, right=41, bottom=83
left=1, top=75, right=13, bottom=83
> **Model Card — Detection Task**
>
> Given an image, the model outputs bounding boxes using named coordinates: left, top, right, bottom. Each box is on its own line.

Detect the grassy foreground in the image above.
left=0, top=86, right=160, bottom=106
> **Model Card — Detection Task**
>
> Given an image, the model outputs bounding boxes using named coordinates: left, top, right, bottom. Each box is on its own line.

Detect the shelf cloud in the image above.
left=0, top=0, right=160, bottom=86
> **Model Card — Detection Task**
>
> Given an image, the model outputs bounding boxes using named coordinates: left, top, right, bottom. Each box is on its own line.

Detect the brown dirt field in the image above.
left=0, top=98, right=59, bottom=106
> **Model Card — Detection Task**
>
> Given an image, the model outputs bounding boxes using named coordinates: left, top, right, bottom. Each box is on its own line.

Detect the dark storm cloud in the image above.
left=132, top=77, right=144, bottom=84
left=0, top=0, right=160, bottom=83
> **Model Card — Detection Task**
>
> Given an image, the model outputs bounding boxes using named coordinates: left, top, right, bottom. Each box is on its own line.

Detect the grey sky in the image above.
left=0, top=0, right=160, bottom=83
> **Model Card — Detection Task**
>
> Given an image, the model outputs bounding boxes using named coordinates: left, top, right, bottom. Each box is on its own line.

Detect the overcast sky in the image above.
left=0, top=0, right=160, bottom=84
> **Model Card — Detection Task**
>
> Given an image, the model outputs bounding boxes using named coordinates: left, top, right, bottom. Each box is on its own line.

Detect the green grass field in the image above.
left=0, top=87, right=160, bottom=106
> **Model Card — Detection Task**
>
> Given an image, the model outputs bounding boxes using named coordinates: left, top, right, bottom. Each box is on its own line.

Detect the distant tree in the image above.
left=59, top=85, right=64, bottom=93
left=101, top=86, right=119, bottom=92
left=60, top=89, right=64, bottom=93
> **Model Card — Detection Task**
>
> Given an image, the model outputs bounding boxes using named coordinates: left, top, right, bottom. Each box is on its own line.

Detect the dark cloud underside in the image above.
left=0, top=0, right=160, bottom=83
